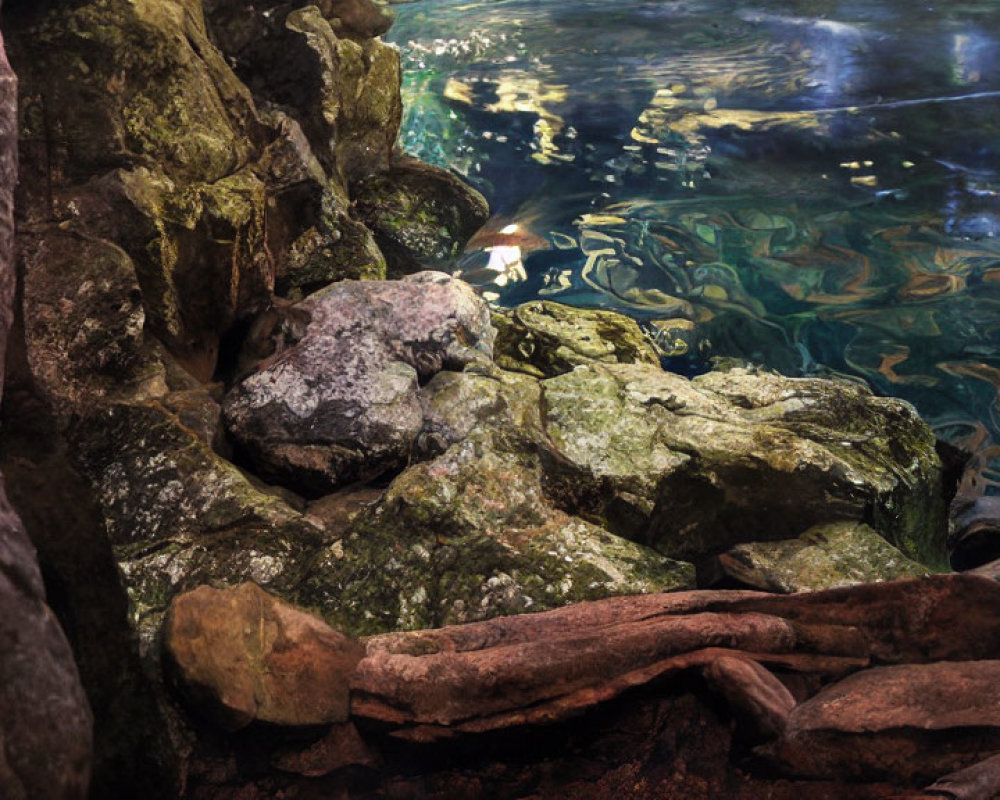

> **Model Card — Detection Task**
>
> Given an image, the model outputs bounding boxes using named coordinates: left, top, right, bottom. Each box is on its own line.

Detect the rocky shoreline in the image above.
left=0, top=1, right=998, bottom=798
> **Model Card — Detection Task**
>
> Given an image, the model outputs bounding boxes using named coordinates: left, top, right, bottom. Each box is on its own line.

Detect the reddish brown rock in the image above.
left=271, top=721, right=379, bottom=777
left=164, top=582, right=365, bottom=731
left=767, top=660, right=1000, bottom=782
left=924, top=753, right=1000, bottom=800
left=715, top=573, right=1000, bottom=663
left=702, top=656, right=796, bottom=739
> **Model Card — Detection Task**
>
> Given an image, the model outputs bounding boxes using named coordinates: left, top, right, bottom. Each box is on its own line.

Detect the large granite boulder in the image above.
left=223, top=272, right=495, bottom=495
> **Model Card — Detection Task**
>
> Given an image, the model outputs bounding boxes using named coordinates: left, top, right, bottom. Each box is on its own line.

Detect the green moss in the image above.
left=493, top=301, right=661, bottom=378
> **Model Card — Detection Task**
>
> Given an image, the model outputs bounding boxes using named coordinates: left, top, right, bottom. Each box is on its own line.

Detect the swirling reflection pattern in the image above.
left=389, top=0, right=1000, bottom=499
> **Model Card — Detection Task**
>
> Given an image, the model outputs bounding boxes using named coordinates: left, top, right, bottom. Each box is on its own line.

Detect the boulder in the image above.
left=950, top=495, right=1000, bottom=571
left=766, top=661, right=1000, bottom=782
left=354, top=157, right=490, bottom=276
left=709, top=521, right=928, bottom=593
left=223, top=272, right=495, bottom=495
left=539, top=363, right=947, bottom=565
left=0, top=490, right=93, bottom=800
left=69, top=400, right=326, bottom=651
left=164, top=582, right=364, bottom=730
left=299, top=427, right=695, bottom=635
left=17, top=229, right=158, bottom=412
left=492, top=300, right=661, bottom=378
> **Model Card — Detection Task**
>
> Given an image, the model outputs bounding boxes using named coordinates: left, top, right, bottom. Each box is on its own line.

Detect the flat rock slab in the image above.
left=164, top=582, right=364, bottom=730
left=768, top=660, right=1000, bottom=782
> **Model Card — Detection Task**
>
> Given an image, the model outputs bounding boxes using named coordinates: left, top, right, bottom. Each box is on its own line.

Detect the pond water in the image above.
left=387, top=0, right=1000, bottom=495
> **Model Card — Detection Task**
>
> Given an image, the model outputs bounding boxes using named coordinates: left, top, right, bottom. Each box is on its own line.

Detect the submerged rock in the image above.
left=709, top=521, right=928, bottom=593
left=766, top=660, right=1000, bottom=782
left=492, top=300, right=661, bottom=378
left=224, top=272, right=494, bottom=495
left=70, top=400, right=326, bottom=650
left=355, top=157, right=490, bottom=276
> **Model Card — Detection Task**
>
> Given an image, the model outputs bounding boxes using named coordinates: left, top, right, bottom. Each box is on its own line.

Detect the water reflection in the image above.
left=388, top=0, right=1000, bottom=496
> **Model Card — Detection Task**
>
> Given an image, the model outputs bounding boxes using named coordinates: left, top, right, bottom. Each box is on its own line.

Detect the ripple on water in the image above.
left=388, top=0, right=1000, bottom=496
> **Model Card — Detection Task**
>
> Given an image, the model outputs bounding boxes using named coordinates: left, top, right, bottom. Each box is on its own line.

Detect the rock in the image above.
left=282, top=6, right=401, bottom=182
left=300, top=427, right=695, bottom=635
left=718, top=573, right=1000, bottom=664
left=709, top=521, right=928, bottom=593
left=164, top=582, right=364, bottom=730
left=924, top=753, right=1000, bottom=800
left=766, top=661, right=1000, bottom=782
left=0, top=26, right=93, bottom=798
left=270, top=721, right=379, bottom=777
left=351, top=603, right=799, bottom=739
left=492, top=300, right=660, bottom=378
left=0, top=489, right=94, bottom=800
left=17, top=229, right=157, bottom=412
left=539, top=364, right=947, bottom=565
left=355, top=157, right=490, bottom=276
left=950, top=495, right=1000, bottom=571
left=223, top=272, right=495, bottom=495
left=702, top=656, right=796, bottom=740
left=69, top=400, right=326, bottom=651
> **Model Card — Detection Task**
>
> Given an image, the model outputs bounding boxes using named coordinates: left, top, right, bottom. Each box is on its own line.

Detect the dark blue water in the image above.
left=388, top=0, right=1000, bottom=494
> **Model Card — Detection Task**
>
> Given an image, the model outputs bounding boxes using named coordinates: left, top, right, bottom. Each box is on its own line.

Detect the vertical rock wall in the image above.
left=0, top=17, right=93, bottom=800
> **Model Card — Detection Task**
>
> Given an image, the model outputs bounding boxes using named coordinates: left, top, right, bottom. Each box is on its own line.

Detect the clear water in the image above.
left=387, top=0, right=1000, bottom=494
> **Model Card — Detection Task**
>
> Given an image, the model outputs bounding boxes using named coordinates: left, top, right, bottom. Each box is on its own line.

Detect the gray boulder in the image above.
left=224, top=272, right=494, bottom=495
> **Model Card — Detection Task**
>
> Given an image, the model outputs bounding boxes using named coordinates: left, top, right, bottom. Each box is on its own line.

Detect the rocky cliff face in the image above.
left=0, top=16, right=92, bottom=800
left=0, top=1, right=990, bottom=799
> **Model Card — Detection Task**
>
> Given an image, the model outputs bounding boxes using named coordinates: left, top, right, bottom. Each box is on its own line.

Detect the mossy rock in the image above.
left=712, top=521, right=930, bottom=593
left=537, top=363, right=948, bottom=567
left=297, top=429, right=695, bottom=637
left=493, top=300, right=661, bottom=378
left=354, top=157, right=490, bottom=276
left=69, top=400, right=326, bottom=651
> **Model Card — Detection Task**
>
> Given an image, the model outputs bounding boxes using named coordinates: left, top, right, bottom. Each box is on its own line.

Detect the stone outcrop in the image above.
left=707, top=521, right=927, bottom=592
left=492, top=299, right=661, bottom=378
left=0, top=22, right=93, bottom=799
left=166, top=574, right=1000, bottom=798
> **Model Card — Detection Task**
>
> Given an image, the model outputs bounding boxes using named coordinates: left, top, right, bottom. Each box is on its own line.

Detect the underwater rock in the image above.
left=164, top=582, right=364, bottom=730
left=765, top=660, right=1000, bottom=782
left=0, top=24, right=93, bottom=800
left=223, top=272, right=494, bottom=495
left=708, top=521, right=928, bottom=593
left=492, top=300, right=660, bottom=378
left=0, top=488, right=93, bottom=800
left=354, top=156, right=490, bottom=276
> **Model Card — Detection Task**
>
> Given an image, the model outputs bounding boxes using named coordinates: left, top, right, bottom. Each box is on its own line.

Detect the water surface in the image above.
left=388, top=0, right=1000, bottom=495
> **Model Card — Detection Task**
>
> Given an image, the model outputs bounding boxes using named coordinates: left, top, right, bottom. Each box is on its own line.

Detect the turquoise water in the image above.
left=387, top=0, right=1000, bottom=493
